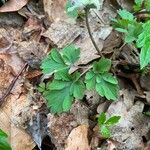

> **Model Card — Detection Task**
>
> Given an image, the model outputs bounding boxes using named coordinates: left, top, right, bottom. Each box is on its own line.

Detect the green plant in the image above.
left=98, top=112, right=121, bottom=138
left=0, top=129, right=11, bottom=150
left=112, top=0, right=150, bottom=69
left=39, top=0, right=119, bottom=113
left=85, top=58, right=119, bottom=100
left=143, top=111, right=150, bottom=117
left=40, top=45, right=119, bottom=113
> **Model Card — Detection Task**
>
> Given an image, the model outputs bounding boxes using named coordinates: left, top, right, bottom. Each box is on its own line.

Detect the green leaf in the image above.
left=102, top=73, right=118, bottom=84
left=96, top=76, right=119, bottom=100
left=0, top=130, right=7, bottom=138
left=136, top=21, right=150, bottom=48
left=100, top=125, right=111, bottom=138
left=62, top=45, right=80, bottom=65
left=98, top=112, right=106, bottom=125
left=41, top=45, right=81, bottom=75
left=140, top=37, right=150, bottom=69
left=44, top=71, right=85, bottom=113
left=105, top=116, right=121, bottom=126
left=143, top=111, right=150, bottom=117
left=125, top=21, right=143, bottom=43
left=65, top=0, right=78, bottom=18
left=85, top=69, right=119, bottom=101
left=37, top=82, right=46, bottom=93
left=135, top=21, right=150, bottom=69
left=112, top=19, right=130, bottom=32
left=145, top=0, right=150, bottom=11
left=85, top=70, right=96, bottom=90
left=135, top=0, right=143, bottom=5
left=93, top=58, right=111, bottom=74
left=0, top=129, right=11, bottom=150
left=134, top=0, right=142, bottom=11
left=72, top=80, right=85, bottom=99
left=118, top=9, right=134, bottom=21
left=41, top=48, right=67, bottom=74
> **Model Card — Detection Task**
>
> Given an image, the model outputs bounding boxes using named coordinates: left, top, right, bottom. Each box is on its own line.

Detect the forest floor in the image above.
left=0, top=0, right=149, bottom=150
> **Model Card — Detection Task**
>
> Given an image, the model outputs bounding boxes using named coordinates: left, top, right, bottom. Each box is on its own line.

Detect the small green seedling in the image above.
left=98, top=112, right=121, bottom=138
left=0, top=129, right=11, bottom=150
left=112, top=0, right=150, bottom=69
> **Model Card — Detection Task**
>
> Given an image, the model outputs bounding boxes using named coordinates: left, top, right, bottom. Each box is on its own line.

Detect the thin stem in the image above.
left=0, top=63, right=28, bottom=106
left=85, top=8, right=103, bottom=57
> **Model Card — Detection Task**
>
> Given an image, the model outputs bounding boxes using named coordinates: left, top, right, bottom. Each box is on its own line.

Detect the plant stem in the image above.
left=85, top=8, right=103, bottom=57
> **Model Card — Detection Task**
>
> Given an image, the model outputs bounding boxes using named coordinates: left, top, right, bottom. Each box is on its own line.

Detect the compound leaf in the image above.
left=96, top=78, right=119, bottom=100
left=44, top=71, right=85, bottom=113
left=41, top=48, right=67, bottom=74
left=85, top=58, right=119, bottom=101
left=41, top=45, right=81, bottom=75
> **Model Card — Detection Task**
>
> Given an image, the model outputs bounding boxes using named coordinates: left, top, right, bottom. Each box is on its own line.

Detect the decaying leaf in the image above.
left=47, top=113, right=77, bottom=149
left=0, top=0, right=29, bottom=12
left=0, top=54, right=35, bottom=150
left=17, top=41, right=47, bottom=69
left=43, top=0, right=68, bottom=22
left=106, top=98, right=150, bottom=149
left=65, top=125, right=90, bottom=150
left=0, top=28, right=12, bottom=52
left=42, top=21, right=80, bottom=48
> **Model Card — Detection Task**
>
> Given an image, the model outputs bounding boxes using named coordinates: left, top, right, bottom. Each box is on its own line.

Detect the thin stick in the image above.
left=85, top=8, right=103, bottom=57
left=0, top=63, right=28, bottom=105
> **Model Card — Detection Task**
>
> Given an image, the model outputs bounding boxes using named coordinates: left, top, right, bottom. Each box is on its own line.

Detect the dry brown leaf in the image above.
left=43, top=0, right=68, bottom=22
left=42, top=21, right=80, bottom=48
left=0, top=95, right=35, bottom=150
left=0, top=28, right=13, bottom=52
left=0, top=53, right=35, bottom=150
left=23, top=17, right=44, bottom=42
left=17, top=41, right=46, bottom=68
left=0, top=0, right=28, bottom=12
left=107, top=99, right=150, bottom=149
left=25, top=69, right=42, bottom=79
left=65, top=125, right=90, bottom=150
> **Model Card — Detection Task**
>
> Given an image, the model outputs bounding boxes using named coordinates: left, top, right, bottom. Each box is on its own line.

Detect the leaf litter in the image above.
left=0, top=0, right=149, bottom=149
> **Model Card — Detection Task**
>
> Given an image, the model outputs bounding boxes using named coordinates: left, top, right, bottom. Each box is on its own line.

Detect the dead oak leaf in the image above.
left=65, top=125, right=90, bottom=150
left=0, top=0, right=29, bottom=12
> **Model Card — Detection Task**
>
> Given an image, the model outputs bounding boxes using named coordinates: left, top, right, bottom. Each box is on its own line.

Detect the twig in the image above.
left=85, top=8, right=103, bottom=57
left=134, top=10, right=150, bottom=16
left=79, top=66, right=92, bottom=78
left=0, top=63, right=28, bottom=106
